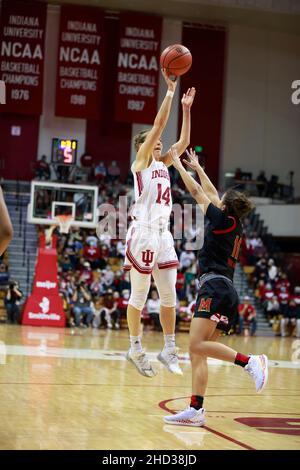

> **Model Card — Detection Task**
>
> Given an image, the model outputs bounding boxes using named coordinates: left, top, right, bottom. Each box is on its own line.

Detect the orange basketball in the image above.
left=160, top=44, right=192, bottom=77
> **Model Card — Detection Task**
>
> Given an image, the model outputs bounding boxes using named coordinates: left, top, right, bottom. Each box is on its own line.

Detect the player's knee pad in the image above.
left=129, top=281, right=150, bottom=311
left=159, top=283, right=177, bottom=308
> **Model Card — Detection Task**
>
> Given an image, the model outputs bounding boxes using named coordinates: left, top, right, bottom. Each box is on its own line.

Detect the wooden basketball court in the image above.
left=0, top=324, right=299, bottom=450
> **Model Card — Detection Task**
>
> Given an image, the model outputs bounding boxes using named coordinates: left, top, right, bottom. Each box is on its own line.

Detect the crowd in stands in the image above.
left=1, top=155, right=297, bottom=337
left=233, top=167, right=294, bottom=200
left=240, top=221, right=300, bottom=337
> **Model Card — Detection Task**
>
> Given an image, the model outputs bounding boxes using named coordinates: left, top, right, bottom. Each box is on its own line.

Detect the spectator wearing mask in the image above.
left=72, top=282, right=93, bottom=327
left=5, top=281, right=23, bottom=324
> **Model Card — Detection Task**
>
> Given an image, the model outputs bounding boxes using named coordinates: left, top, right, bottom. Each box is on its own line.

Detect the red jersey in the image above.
left=239, top=304, right=256, bottom=319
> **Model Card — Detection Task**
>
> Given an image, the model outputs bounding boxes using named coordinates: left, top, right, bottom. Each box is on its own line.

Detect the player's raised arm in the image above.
left=134, top=69, right=177, bottom=172
left=170, top=147, right=211, bottom=214
left=161, top=87, right=196, bottom=167
left=183, top=148, right=221, bottom=207
left=0, top=186, right=13, bottom=256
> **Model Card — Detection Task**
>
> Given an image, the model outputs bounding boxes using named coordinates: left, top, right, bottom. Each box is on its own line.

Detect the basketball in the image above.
left=160, top=44, right=192, bottom=77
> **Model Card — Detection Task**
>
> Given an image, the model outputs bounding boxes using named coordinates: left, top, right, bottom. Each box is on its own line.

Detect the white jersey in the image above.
left=131, top=158, right=172, bottom=227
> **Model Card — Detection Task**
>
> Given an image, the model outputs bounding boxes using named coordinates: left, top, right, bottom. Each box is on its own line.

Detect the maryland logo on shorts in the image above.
left=198, top=298, right=212, bottom=312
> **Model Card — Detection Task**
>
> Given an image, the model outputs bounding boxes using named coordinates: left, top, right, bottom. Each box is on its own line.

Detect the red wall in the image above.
left=180, top=24, right=226, bottom=186
left=0, top=114, right=39, bottom=180
left=85, top=16, right=132, bottom=179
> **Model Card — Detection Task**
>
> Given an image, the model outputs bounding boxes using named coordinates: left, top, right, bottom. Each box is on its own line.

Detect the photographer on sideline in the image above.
left=5, top=281, right=23, bottom=324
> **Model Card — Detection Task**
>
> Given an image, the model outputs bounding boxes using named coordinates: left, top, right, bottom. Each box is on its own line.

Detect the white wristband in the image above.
left=166, top=90, right=174, bottom=98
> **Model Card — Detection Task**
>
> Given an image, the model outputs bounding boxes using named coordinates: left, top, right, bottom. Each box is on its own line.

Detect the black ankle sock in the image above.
left=234, top=352, right=250, bottom=368
left=190, top=395, right=204, bottom=410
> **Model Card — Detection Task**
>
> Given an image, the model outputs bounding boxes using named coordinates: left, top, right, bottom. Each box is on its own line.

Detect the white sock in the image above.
left=164, top=334, right=176, bottom=350
left=130, top=335, right=143, bottom=353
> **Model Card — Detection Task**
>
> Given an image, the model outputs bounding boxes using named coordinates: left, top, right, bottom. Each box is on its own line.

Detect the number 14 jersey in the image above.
left=131, top=158, right=172, bottom=228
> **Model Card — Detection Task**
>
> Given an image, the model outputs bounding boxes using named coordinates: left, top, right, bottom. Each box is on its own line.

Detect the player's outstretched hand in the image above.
left=169, top=146, right=183, bottom=170
left=181, top=87, right=196, bottom=109
left=161, top=68, right=177, bottom=92
left=183, top=147, right=201, bottom=171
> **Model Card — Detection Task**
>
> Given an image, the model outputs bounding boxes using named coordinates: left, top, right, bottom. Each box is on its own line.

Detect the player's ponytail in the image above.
left=223, top=189, right=255, bottom=220
left=133, top=130, right=151, bottom=152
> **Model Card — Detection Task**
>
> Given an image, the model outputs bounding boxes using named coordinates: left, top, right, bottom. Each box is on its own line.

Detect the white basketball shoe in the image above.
left=157, top=347, right=183, bottom=375
left=164, top=407, right=205, bottom=427
left=126, top=349, right=157, bottom=378
left=244, top=354, right=268, bottom=392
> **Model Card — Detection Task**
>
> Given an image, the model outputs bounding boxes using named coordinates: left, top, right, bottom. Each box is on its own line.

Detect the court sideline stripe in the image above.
left=159, top=397, right=256, bottom=451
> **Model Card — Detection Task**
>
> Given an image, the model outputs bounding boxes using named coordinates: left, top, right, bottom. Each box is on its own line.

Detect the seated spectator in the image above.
left=35, top=155, right=50, bottom=180
left=102, top=266, right=114, bottom=288
left=280, top=299, right=297, bottom=337
left=278, top=286, right=290, bottom=317
left=268, top=259, right=278, bottom=283
left=265, top=295, right=280, bottom=325
left=5, top=281, right=23, bottom=324
left=79, top=261, right=93, bottom=285
left=179, top=246, right=195, bottom=269
left=267, top=175, right=279, bottom=198
left=72, top=282, right=93, bottom=327
left=107, top=160, right=121, bottom=182
left=93, top=289, right=116, bottom=329
left=116, top=289, right=130, bottom=321
left=90, top=270, right=105, bottom=297
left=83, top=240, right=101, bottom=270
left=0, top=262, right=9, bottom=286
left=118, top=272, right=131, bottom=292
left=238, top=296, right=257, bottom=336
left=146, top=290, right=161, bottom=331
left=275, top=273, right=291, bottom=295
left=61, top=254, right=72, bottom=273
left=94, top=161, right=107, bottom=183
left=116, top=239, right=126, bottom=258
left=256, top=171, right=268, bottom=197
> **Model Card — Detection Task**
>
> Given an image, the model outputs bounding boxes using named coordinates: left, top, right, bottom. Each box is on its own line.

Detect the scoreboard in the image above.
left=51, top=138, right=78, bottom=165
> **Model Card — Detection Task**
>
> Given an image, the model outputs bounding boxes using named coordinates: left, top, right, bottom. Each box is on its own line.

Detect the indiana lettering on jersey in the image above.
left=151, top=169, right=170, bottom=180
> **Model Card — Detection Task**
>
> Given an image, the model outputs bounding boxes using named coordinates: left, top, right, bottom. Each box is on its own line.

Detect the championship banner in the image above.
left=55, top=5, right=104, bottom=119
left=0, top=0, right=47, bottom=115
left=115, top=12, right=162, bottom=124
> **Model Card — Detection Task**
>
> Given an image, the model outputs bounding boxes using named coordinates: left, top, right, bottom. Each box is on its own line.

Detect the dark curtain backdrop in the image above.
left=180, top=24, right=226, bottom=186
